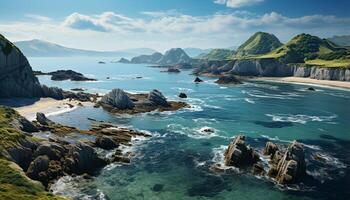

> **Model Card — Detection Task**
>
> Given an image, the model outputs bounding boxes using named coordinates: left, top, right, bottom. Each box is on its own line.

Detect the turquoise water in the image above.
left=29, top=57, right=350, bottom=200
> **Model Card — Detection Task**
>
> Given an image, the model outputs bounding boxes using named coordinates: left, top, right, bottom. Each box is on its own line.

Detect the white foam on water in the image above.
left=192, top=118, right=218, bottom=125
left=167, top=124, right=221, bottom=139
left=171, top=87, right=194, bottom=93
left=260, top=135, right=321, bottom=150
left=220, top=86, right=228, bottom=89
left=45, top=105, right=78, bottom=118
left=266, top=113, right=337, bottom=124
left=244, top=98, right=255, bottom=104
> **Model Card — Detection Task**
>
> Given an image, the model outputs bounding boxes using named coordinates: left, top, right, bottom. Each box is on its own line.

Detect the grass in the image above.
left=0, top=106, right=68, bottom=200
left=305, top=59, right=350, bottom=68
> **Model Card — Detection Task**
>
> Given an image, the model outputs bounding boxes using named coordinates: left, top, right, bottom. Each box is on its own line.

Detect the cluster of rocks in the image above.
left=215, top=75, right=242, bottom=85
left=34, top=70, right=96, bottom=81
left=161, top=68, right=181, bottom=73
left=97, top=88, right=188, bottom=114
left=6, top=112, right=150, bottom=188
left=222, top=135, right=307, bottom=185
left=41, top=85, right=98, bottom=102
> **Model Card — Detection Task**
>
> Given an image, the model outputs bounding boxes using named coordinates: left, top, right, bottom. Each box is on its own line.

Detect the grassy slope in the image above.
left=236, top=32, right=282, bottom=56
left=0, top=106, right=67, bottom=200
left=256, top=33, right=350, bottom=68
left=197, top=49, right=235, bottom=60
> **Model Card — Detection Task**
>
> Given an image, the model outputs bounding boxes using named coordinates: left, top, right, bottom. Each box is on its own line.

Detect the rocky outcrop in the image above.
left=194, top=77, right=203, bottom=83
left=224, top=135, right=260, bottom=168
left=161, top=68, right=180, bottom=73
left=36, top=112, right=54, bottom=126
left=262, top=141, right=279, bottom=157
left=148, top=89, right=169, bottom=107
left=267, top=141, right=306, bottom=184
left=178, top=92, right=187, bottom=98
left=35, top=70, right=96, bottom=81
left=95, top=136, right=118, bottom=150
left=97, top=89, right=188, bottom=114
left=100, top=89, right=135, bottom=109
left=215, top=75, right=242, bottom=84
left=0, top=34, right=43, bottom=97
left=194, top=58, right=350, bottom=81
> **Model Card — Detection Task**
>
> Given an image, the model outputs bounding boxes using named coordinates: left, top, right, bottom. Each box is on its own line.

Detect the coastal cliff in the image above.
left=0, top=34, right=43, bottom=97
left=194, top=58, right=350, bottom=81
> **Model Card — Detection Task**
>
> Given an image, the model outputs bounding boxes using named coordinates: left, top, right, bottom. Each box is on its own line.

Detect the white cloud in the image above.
left=214, top=0, right=264, bottom=8
left=25, top=14, right=52, bottom=22
left=1, top=11, right=350, bottom=51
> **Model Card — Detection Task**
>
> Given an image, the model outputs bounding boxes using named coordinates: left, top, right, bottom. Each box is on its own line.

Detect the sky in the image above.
left=0, top=0, right=349, bottom=52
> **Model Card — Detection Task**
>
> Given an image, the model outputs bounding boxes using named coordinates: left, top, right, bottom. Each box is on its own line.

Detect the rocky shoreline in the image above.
left=34, top=70, right=97, bottom=81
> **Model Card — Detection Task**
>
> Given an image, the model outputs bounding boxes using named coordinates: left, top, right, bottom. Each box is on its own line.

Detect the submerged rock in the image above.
left=308, top=87, right=316, bottom=91
left=194, top=77, right=203, bottom=83
left=148, top=89, right=169, bottom=107
left=215, top=75, right=242, bottom=84
left=100, top=88, right=135, bottom=109
left=224, top=135, right=259, bottom=167
left=178, top=92, right=187, bottom=98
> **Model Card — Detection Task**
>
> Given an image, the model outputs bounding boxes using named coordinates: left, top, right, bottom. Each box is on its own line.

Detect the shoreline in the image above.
left=242, top=76, right=350, bottom=90
left=11, top=98, right=90, bottom=121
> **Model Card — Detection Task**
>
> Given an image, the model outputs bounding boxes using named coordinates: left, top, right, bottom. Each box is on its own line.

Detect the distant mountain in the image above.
left=260, top=33, right=347, bottom=63
left=183, top=48, right=211, bottom=57
left=14, top=39, right=156, bottom=57
left=122, top=48, right=192, bottom=65
left=236, top=32, right=282, bottom=56
left=130, top=52, right=163, bottom=64
left=328, top=35, right=350, bottom=47
left=196, top=49, right=235, bottom=60
left=157, top=48, right=192, bottom=65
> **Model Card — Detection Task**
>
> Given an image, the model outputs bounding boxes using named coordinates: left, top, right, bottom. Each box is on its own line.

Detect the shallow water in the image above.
left=29, top=57, right=350, bottom=200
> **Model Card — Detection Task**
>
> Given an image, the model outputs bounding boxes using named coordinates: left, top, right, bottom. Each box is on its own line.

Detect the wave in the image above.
left=244, top=98, right=255, bottom=104
left=266, top=113, right=337, bottom=124
left=242, top=90, right=302, bottom=100
left=171, top=87, right=194, bottom=93
left=167, top=124, right=221, bottom=139
left=192, top=118, right=218, bottom=125
left=260, top=135, right=321, bottom=150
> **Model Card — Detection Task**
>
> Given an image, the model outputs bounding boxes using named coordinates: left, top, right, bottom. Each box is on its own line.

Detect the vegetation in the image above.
left=196, top=49, right=235, bottom=60
left=0, top=106, right=67, bottom=200
left=236, top=32, right=282, bottom=56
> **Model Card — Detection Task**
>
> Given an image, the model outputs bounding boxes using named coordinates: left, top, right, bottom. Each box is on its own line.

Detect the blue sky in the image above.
left=0, top=0, right=349, bottom=51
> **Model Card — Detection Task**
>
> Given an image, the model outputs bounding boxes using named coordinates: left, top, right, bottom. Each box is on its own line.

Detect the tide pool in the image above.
left=29, top=57, right=350, bottom=200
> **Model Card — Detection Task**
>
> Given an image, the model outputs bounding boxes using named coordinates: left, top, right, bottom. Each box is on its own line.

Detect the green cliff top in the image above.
left=236, top=32, right=282, bottom=56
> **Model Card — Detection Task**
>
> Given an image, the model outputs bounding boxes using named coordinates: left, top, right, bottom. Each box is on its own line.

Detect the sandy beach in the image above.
left=247, top=77, right=350, bottom=90
left=13, top=98, right=90, bottom=121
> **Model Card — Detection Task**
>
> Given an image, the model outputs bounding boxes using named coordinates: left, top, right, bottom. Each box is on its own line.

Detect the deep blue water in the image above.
left=29, top=57, right=350, bottom=200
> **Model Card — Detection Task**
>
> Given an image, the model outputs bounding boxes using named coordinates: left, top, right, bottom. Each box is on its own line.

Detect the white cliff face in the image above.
left=0, top=35, right=42, bottom=97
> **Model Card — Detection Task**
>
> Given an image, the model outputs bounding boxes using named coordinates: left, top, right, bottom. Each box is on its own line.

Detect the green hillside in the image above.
left=258, top=33, right=350, bottom=67
left=197, top=49, right=235, bottom=60
left=236, top=32, right=282, bottom=56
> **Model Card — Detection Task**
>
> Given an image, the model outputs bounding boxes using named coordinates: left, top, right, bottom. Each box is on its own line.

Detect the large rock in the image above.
left=268, top=141, right=306, bottom=184
left=0, top=34, right=43, bottom=97
left=95, top=136, right=118, bottom=150
left=100, top=89, right=135, bottom=109
left=26, top=155, right=50, bottom=185
left=66, top=142, right=106, bottom=174
left=11, top=115, right=39, bottom=132
left=36, top=112, right=54, bottom=126
left=34, top=142, right=65, bottom=161
left=215, top=75, right=242, bottom=84
left=262, top=141, right=279, bottom=157
left=148, top=89, right=169, bottom=107
left=224, top=135, right=260, bottom=167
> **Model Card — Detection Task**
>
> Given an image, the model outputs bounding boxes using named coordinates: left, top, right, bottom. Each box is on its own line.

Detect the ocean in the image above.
left=29, top=57, right=350, bottom=200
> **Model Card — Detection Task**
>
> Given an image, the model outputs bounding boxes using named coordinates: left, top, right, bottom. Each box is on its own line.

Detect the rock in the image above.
left=7, top=146, right=33, bottom=171
left=100, top=88, right=135, bottom=109
left=152, top=184, right=164, bottom=192
left=95, top=136, right=118, bottom=150
left=224, top=135, right=260, bottom=168
left=66, top=142, right=107, bottom=174
left=48, top=70, right=96, bottom=81
left=178, top=92, right=187, bottom=98
left=106, top=77, right=110, bottom=79
left=215, top=75, right=242, bottom=84
left=26, top=155, right=50, bottom=185
left=0, top=34, right=43, bottom=98
left=148, top=89, right=169, bottom=107
left=252, top=163, right=265, bottom=176
left=263, top=141, right=279, bottom=157
left=41, top=85, right=65, bottom=100
left=11, top=115, right=39, bottom=133
left=308, top=87, right=316, bottom=91
left=34, top=143, right=65, bottom=161
left=36, top=112, right=54, bottom=126
left=98, top=61, right=105, bottom=64
left=268, top=141, right=306, bottom=184
left=163, top=68, right=180, bottom=73
left=71, top=88, right=84, bottom=91
left=194, top=77, right=203, bottom=83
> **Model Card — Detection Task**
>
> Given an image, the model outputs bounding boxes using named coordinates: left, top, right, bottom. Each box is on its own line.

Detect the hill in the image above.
left=236, top=32, right=282, bottom=56
left=126, top=48, right=192, bottom=65
left=259, top=33, right=349, bottom=66
left=184, top=48, right=212, bottom=57
left=14, top=39, right=156, bottom=57
left=196, top=49, right=235, bottom=60
left=328, top=35, right=350, bottom=47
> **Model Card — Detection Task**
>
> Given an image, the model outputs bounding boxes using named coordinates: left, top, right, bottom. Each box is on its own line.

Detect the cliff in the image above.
left=194, top=58, right=350, bottom=81
left=0, top=34, right=43, bottom=97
